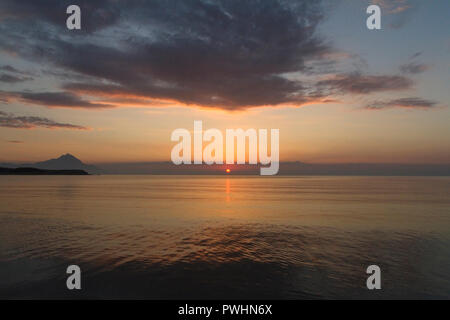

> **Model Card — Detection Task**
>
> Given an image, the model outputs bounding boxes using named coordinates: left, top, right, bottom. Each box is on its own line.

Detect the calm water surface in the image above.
left=0, top=175, right=449, bottom=299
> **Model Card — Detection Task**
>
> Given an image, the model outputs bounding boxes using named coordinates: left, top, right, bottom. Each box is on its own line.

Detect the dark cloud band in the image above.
left=365, top=97, right=439, bottom=110
left=0, top=91, right=114, bottom=109
left=317, top=73, right=413, bottom=95
left=0, top=111, right=89, bottom=129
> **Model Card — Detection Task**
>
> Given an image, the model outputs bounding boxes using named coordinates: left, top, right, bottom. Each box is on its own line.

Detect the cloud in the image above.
left=409, top=52, right=422, bottom=59
left=373, top=0, right=412, bottom=14
left=317, top=73, right=413, bottom=95
left=399, top=62, right=429, bottom=74
left=0, top=65, right=23, bottom=74
left=0, top=65, right=33, bottom=83
left=0, top=91, right=115, bottom=109
left=0, top=0, right=438, bottom=112
left=0, top=111, right=89, bottom=129
left=0, top=73, right=32, bottom=83
left=372, top=0, right=416, bottom=29
left=5, top=140, right=24, bottom=144
left=365, top=97, right=439, bottom=110
left=0, top=0, right=334, bottom=110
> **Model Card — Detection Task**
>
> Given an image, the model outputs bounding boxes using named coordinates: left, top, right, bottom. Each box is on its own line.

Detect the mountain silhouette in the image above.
left=0, top=154, right=102, bottom=174
left=0, top=167, right=89, bottom=175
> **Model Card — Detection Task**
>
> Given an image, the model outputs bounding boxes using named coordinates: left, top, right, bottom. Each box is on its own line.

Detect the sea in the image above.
left=0, top=175, right=449, bottom=299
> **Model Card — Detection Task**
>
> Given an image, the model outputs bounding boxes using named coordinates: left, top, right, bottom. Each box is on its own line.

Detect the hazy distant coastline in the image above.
left=1, top=154, right=449, bottom=176
left=96, top=161, right=450, bottom=176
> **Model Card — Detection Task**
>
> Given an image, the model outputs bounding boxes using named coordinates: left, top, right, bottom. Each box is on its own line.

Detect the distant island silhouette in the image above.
left=0, top=167, right=88, bottom=175
left=0, top=153, right=102, bottom=174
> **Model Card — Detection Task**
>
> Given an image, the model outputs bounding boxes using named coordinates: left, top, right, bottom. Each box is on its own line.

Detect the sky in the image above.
left=0, top=0, right=449, bottom=164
